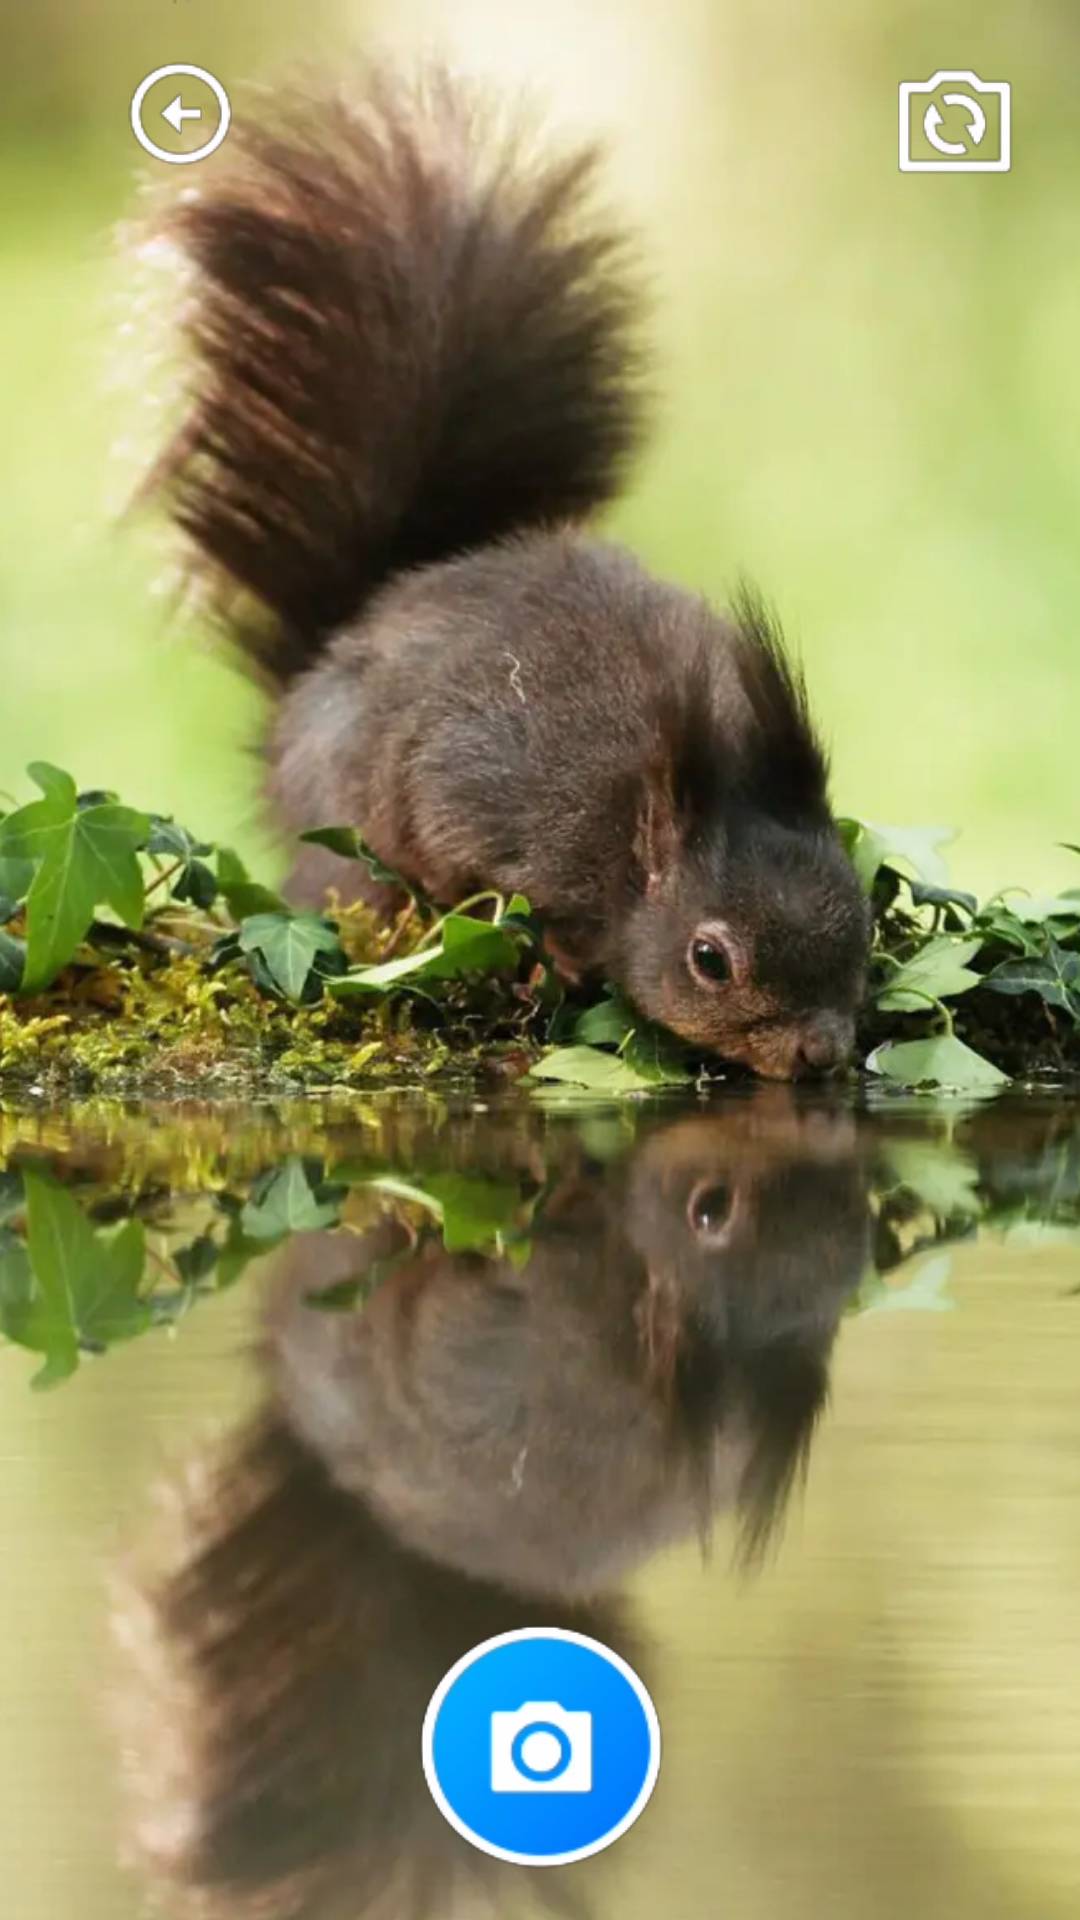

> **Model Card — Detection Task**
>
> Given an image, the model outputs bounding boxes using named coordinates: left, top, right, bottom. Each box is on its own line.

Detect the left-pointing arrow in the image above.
left=161, top=94, right=203, bottom=134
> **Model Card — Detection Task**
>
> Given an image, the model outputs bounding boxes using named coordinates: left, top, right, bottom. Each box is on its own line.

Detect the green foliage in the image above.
left=532, top=993, right=694, bottom=1092
left=147, top=817, right=218, bottom=908
left=986, top=944, right=1080, bottom=1018
left=876, top=937, right=983, bottom=1012
left=300, top=824, right=427, bottom=902
left=838, top=817, right=956, bottom=892
left=866, top=1034, right=1009, bottom=1092
left=853, top=816, right=1080, bottom=1090
left=238, top=912, right=345, bottom=1001
left=328, top=905, right=528, bottom=998
left=0, top=764, right=149, bottom=993
left=2, top=1090, right=1079, bottom=1387
left=240, top=1158, right=346, bottom=1240
left=214, top=846, right=289, bottom=918
left=2, top=761, right=1080, bottom=1095
left=0, top=1169, right=149, bottom=1387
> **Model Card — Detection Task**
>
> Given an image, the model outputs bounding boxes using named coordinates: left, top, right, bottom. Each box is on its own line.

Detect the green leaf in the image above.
left=0, top=928, right=25, bottom=992
left=0, top=1172, right=150, bottom=1387
left=240, top=1159, right=344, bottom=1240
left=909, top=879, right=978, bottom=917
left=839, top=818, right=956, bottom=891
left=171, top=1233, right=221, bottom=1286
left=0, top=763, right=150, bottom=992
left=573, top=994, right=692, bottom=1084
left=575, top=994, right=635, bottom=1047
left=329, top=911, right=522, bottom=997
left=984, top=944, right=1080, bottom=1017
left=299, top=825, right=413, bottom=894
left=838, top=818, right=888, bottom=891
left=352, top=1168, right=530, bottom=1252
left=216, top=846, right=288, bottom=919
left=238, top=911, right=343, bottom=1001
left=865, top=1034, right=1008, bottom=1091
left=974, top=904, right=1044, bottom=955
left=148, top=816, right=219, bottom=908
left=405, top=1172, right=527, bottom=1252
left=0, top=852, right=34, bottom=907
left=876, top=936, right=984, bottom=1012
left=1002, top=894, right=1080, bottom=927
left=883, top=1141, right=982, bottom=1218
left=528, top=1044, right=653, bottom=1093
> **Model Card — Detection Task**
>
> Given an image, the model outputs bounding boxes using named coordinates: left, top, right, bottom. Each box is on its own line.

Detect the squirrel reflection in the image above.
left=114, top=1094, right=869, bottom=1920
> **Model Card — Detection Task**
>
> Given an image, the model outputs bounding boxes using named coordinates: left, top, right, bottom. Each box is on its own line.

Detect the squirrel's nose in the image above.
left=795, top=1014, right=854, bottom=1076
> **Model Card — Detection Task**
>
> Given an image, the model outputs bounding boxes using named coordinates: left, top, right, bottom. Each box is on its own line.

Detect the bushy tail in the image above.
left=143, top=65, right=647, bottom=684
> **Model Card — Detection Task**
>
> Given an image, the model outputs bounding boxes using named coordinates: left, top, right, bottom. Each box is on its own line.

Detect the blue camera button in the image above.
left=421, top=1628, right=661, bottom=1865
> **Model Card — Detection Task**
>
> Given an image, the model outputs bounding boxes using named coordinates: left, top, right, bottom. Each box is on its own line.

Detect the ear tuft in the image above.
left=728, top=584, right=830, bottom=821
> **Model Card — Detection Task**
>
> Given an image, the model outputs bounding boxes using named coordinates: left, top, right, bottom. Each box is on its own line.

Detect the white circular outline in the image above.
left=420, top=1627, right=662, bottom=1867
left=130, top=65, right=232, bottom=167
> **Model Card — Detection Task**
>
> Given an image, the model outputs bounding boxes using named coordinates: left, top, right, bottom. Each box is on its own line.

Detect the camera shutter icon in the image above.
left=490, top=1704, right=593, bottom=1792
left=899, top=71, right=1011, bottom=173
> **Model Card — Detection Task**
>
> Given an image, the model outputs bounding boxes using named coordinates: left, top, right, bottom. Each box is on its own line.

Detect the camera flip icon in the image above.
left=899, top=70, right=1010, bottom=172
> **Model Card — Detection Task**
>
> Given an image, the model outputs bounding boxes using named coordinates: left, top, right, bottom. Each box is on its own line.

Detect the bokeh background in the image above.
left=3, top=0, right=1078, bottom=899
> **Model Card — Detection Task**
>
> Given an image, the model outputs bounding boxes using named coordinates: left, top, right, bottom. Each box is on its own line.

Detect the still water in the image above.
left=1, top=1087, right=1078, bottom=1919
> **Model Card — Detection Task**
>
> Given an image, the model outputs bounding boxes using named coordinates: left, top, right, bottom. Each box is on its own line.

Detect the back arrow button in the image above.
left=161, top=95, right=203, bottom=134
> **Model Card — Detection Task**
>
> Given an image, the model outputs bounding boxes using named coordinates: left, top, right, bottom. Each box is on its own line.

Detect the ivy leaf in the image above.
left=876, top=937, right=984, bottom=1012
left=238, top=911, right=343, bottom=1001
left=171, top=1233, right=221, bottom=1285
left=240, top=1158, right=345, bottom=1239
left=350, top=1169, right=530, bottom=1253
left=299, top=824, right=414, bottom=895
left=329, top=911, right=524, bottom=997
left=0, top=764, right=150, bottom=993
left=973, top=904, right=1044, bottom=955
left=0, top=1172, right=150, bottom=1388
left=148, top=816, right=219, bottom=909
left=0, top=852, right=34, bottom=908
left=984, top=943, right=1080, bottom=1017
left=909, top=879, right=978, bottom=917
left=0, top=928, right=25, bottom=992
left=1001, top=894, right=1080, bottom=927
left=865, top=1034, right=1008, bottom=1091
left=528, top=1044, right=653, bottom=1094
left=883, top=1140, right=982, bottom=1218
left=839, top=818, right=956, bottom=891
left=838, top=818, right=888, bottom=891
left=216, top=846, right=289, bottom=919
left=575, top=993, right=635, bottom=1048
left=621, top=1025, right=694, bottom=1085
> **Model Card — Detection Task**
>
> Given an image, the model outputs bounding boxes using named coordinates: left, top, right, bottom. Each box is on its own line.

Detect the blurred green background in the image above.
left=3, top=0, right=1078, bottom=895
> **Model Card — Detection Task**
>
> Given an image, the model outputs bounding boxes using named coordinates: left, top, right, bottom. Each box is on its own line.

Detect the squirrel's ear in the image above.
left=635, top=771, right=683, bottom=893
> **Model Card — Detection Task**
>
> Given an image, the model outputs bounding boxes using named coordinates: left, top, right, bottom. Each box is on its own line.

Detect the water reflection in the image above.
left=104, top=1092, right=865, bottom=1919
left=1, top=1089, right=1079, bottom=1917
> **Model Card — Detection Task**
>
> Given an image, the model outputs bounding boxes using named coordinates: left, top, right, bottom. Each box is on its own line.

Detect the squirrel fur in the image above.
left=146, top=65, right=869, bottom=1078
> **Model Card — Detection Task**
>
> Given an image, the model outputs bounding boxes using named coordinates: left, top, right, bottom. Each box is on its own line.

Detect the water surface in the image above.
left=1, top=1088, right=1078, bottom=1919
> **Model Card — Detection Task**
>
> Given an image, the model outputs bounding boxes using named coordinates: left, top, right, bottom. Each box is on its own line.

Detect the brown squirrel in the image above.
left=145, top=66, right=869, bottom=1078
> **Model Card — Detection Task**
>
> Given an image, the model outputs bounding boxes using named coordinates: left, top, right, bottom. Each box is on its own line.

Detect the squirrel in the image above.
left=144, top=64, right=869, bottom=1079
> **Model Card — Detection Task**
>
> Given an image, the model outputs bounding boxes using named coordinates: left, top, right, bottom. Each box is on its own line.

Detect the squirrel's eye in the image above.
left=688, top=1181, right=733, bottom=1238
left=689, top=936, right=731, bottom=986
